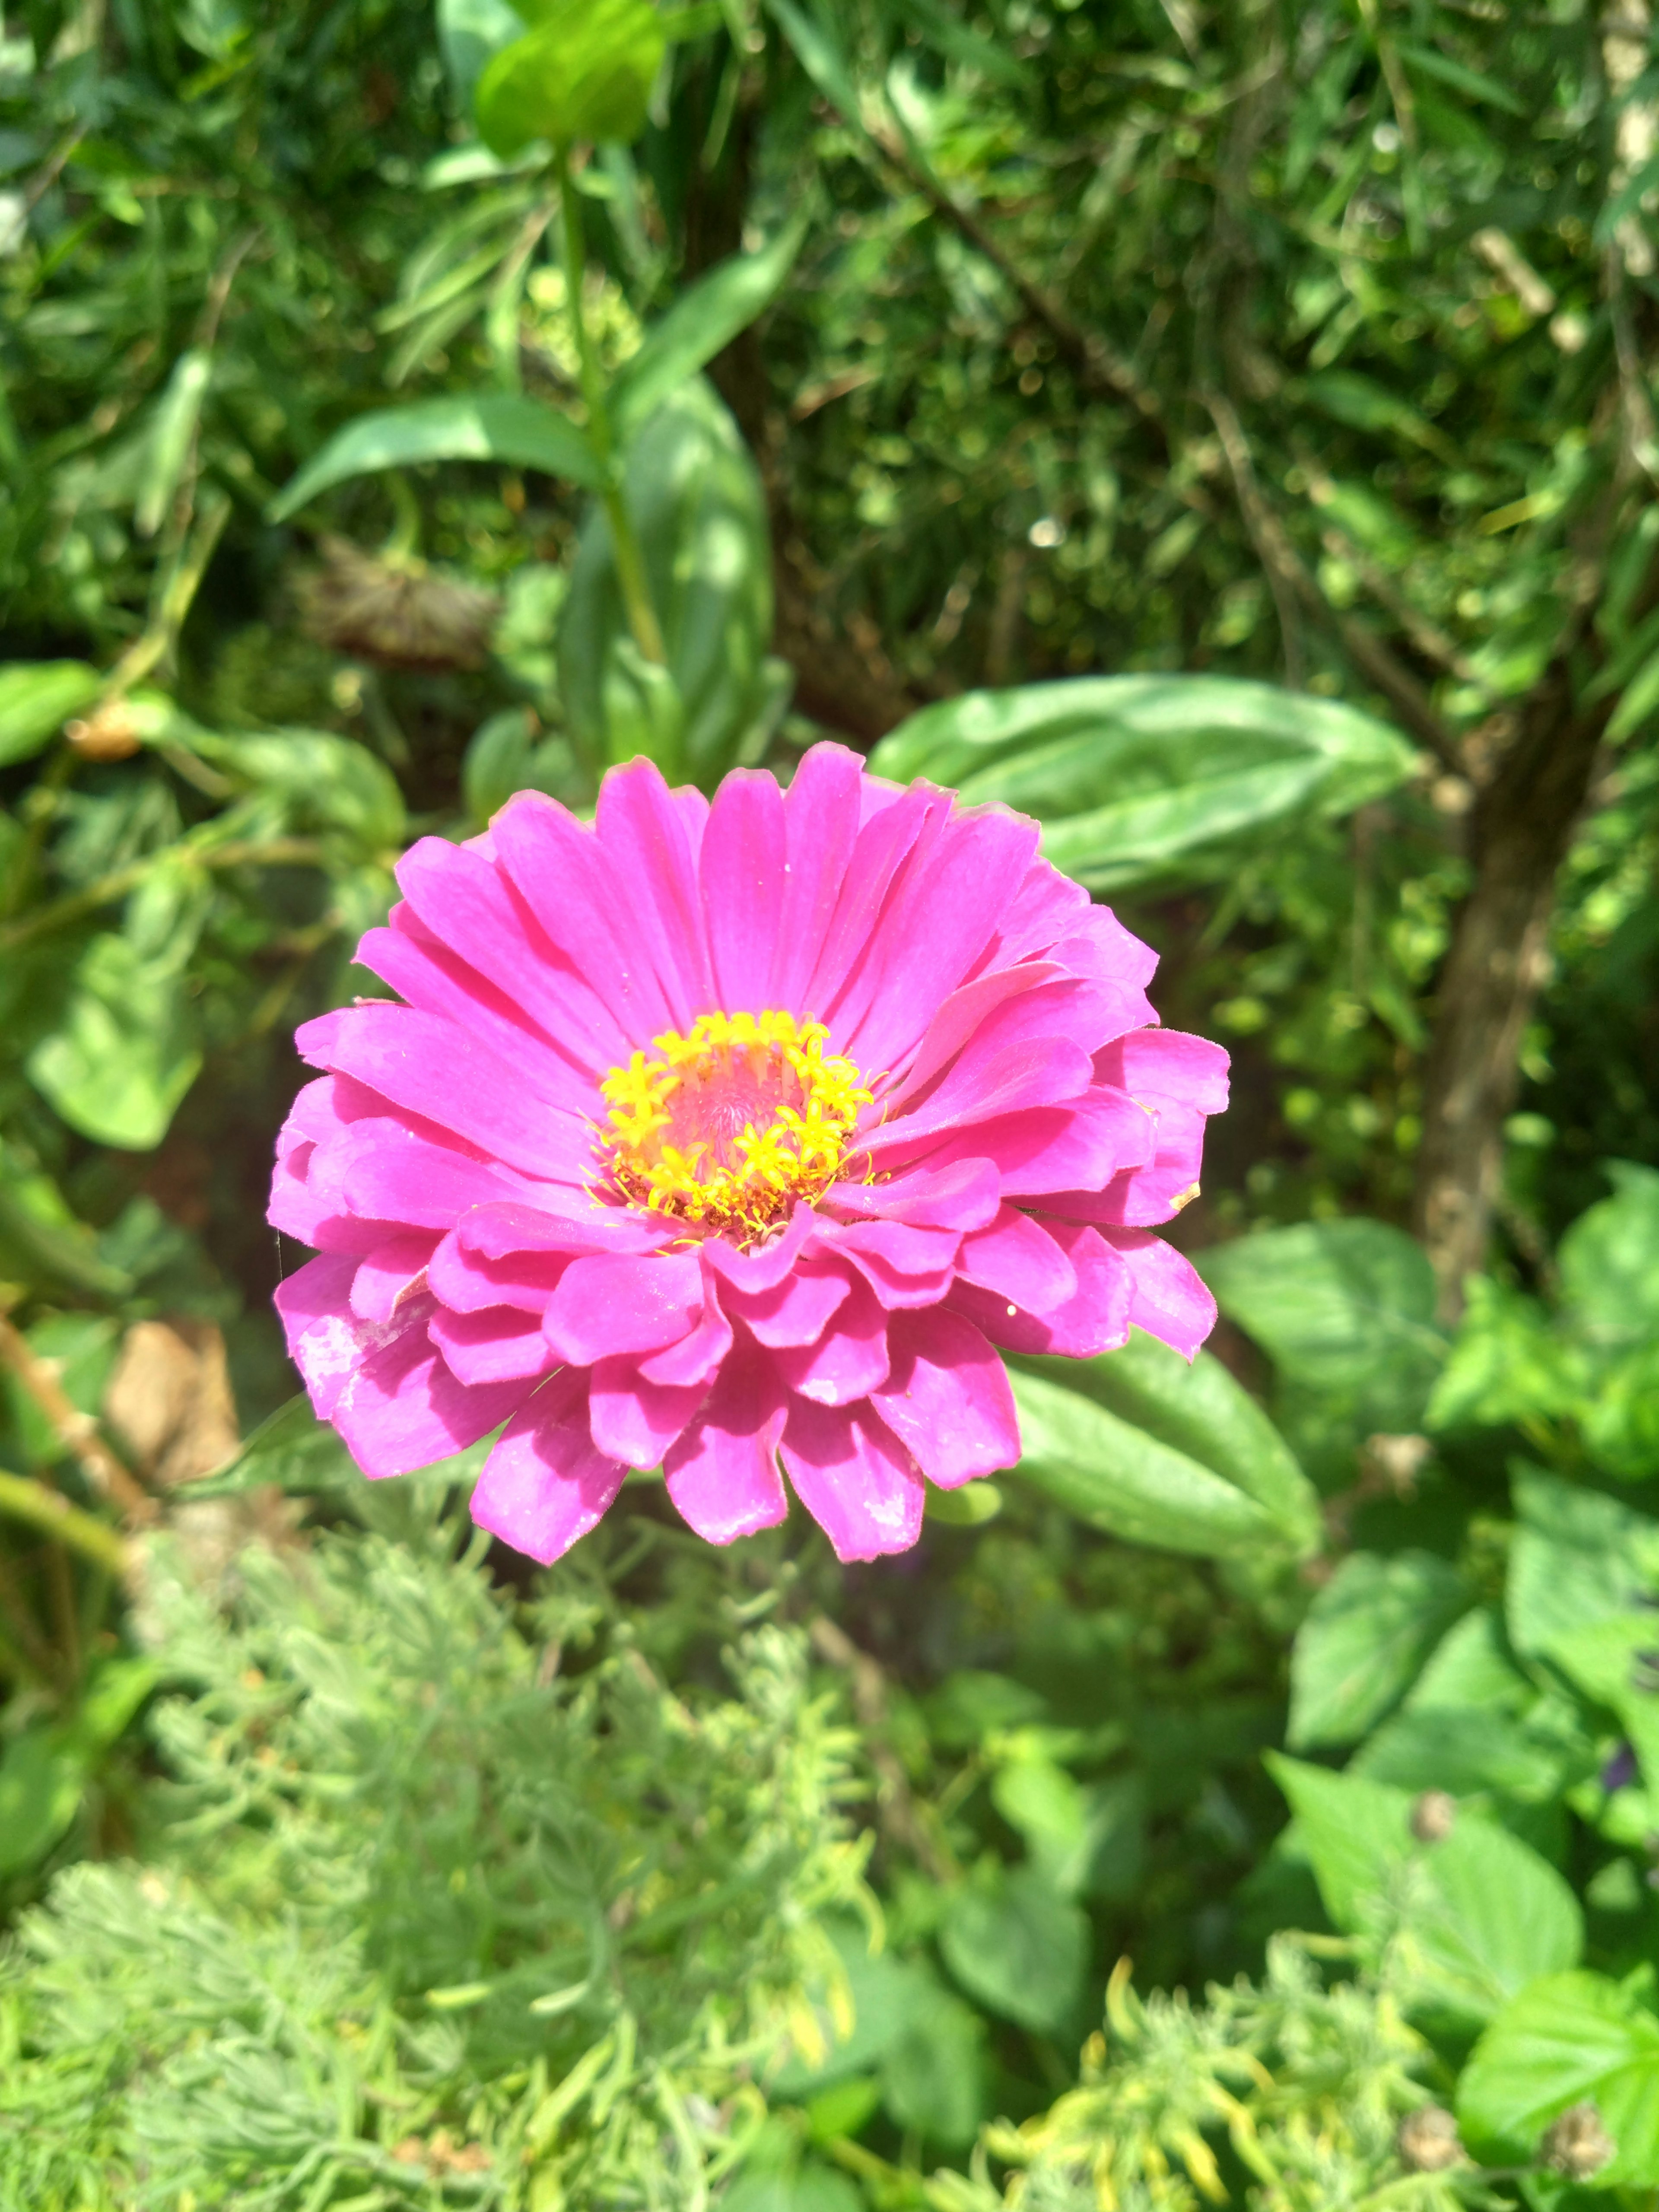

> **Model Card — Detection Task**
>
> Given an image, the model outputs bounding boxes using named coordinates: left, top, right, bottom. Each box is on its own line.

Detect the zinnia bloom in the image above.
left=270, top=744, right=1228, bottom=1563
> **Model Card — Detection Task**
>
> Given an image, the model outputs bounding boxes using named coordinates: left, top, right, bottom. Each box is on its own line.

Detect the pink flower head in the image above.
left=269, top=744, right=1228, bottom=1564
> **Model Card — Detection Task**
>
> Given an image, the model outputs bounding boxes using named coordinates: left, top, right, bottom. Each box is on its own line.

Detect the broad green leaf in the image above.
left=1020, top=1328, right=1321, bottom=1554
left=612, top=214, right=810, bottom=443
left=135, top=348, right=212, bottom=537
left=474, top=0, right=664, bottom=156
left=559, top=378, right=784, bottom=788
left=1459, top=1972, right=1659, bottom=2186
left=878, top=1986, right=985, bottom=2148
left=1268, top=1756, right=1582, bottom=2024
left=1406, top=1607, right=1535, bottom=1717
left=462, top=707, right=577, bottom=821
left=268, top=394, right=602, bottom=522
left=197, top=728, right=406, bottom=850
left=0, top=660, right=102, bottom=767
left=1198, top=1219, right=1445, bottom=1476
left=1425, top=1276, right=1578, bottom=1433
left=1351, top=1702, right=1587, bottom=1814
left=1264, top=1755, right=1414, bottom=1932
left=26, top=858, right=213, bottom=1150
left=1007, top=1365, right=1289, bottom=1558
left=0, top=1729, right=87, bottom=1879
left=1505, top=1465, right=1659, bottom=1665
left=1288, top=1550, right=1470, bottom=1750
left=864, top=677, right=1417, bottom=893
left=939, top=1864, right=1087, bottom=2037
left=435, top=0, right=522, bottom=108
left=1558, top=1162, right=1659, bottom=1352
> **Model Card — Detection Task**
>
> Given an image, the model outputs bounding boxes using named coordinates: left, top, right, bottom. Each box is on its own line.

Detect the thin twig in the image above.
left=0, top=1468, right=131, bottom=1577
left=0, top=1314, right=153, bottom=1524
left=809, top=1616, right=956, bottom=1884
left=0, top=836, right=327, bottom=956
left=1204, top=387, right=1467, bottom=771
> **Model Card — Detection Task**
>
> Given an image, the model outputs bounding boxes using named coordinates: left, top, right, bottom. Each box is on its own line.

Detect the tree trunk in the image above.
left=1411, top=666, right=1610, bottom=1315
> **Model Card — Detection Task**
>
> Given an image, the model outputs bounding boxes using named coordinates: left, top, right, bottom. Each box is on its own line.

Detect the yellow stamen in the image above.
left=596, top=1010, right=873, bottom=1244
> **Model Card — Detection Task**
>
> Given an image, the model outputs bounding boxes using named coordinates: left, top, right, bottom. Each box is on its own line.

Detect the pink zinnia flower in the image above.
left=270, top=744, right=1227, bottom=1564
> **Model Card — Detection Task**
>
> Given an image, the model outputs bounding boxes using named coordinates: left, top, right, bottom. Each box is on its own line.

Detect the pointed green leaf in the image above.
left=268, top=395, right=602, bottom=522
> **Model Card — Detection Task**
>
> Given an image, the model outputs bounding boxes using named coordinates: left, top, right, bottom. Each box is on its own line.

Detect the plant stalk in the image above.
left=553, top=146, right=666, bottom=668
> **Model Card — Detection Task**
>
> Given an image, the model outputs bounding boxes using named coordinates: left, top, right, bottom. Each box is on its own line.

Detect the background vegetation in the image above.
left=3, top=0, right=1659, bottom=2202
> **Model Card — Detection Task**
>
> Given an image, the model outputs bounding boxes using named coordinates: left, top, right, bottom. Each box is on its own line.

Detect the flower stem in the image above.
left=554, top=146, right=666, bottom=668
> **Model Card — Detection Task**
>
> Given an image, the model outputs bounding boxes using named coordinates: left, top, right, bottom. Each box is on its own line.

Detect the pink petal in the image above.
left=865, top=1032, right=1095, bottom=1159
left=274, top=1252, right=370, bottom=1418
left=886, top=963, right=1067, bottom=1106
left=351, top=1232, right=436, bottom=1322
left=702, top=765, right=788, bottom=1012
left=768, top=744, right=866, bottom=1012
left=802, top=786, right=934, bottom=1033
left=489, top=791, right=680, bottom=1043
left=1097, top=1029, right=1230, bottom=1115
left=956, top=1206, right=1077, bottom=1316
left=913, top=1087, right=1155, bottom=1198
left=834, top=801, right=1040, bottom=1078
left=770, top=1271, right=890, bottom=1404
left=456, top=1198, right=669, bottom=1261
left=593, top=756, right=716, bottom=1021
left=469, top=1369, right=626, bottom=1564
left=429, top=1303, right=555, bottom=1385
left=966, top=854, right=1092, bottom=974
left=814, top=1217, right=961, bottom=1309
left=1098, top=1228, right=1218, bottom=1359
left=949, top=1218, right=1132, bottom=1357
left=779, top=1398, right=925, bottom=1561
left=296, top=1004, right=592, bottom=1184
left=700, top=1203, right=818, bottom=1295
left=332, top=1300, right=528, bottom=1479
left=664, top=1343, right=789, bottom=1543
left=355, top=913, right=598, bottom=1116
left=870, top=1307, right=1020, bottom=1487
left=725, top=1257, right=851, bottom=1347
left=639, top=1281, right=734, bottom=1386
left=829, top=1157, right=1002, bottom=1233
left=588, top=1357, right=708, bottom=1469
left=1055, top=1101, right=1208, bottom=1227
left=317, top=1119, right=537, bottom=1233
left=542, top=1250, right=703, bottom=1365
left=428, top=1233, right=570, bottom=1315
left=1050, top=903, right=1159, bottom=990
left=392, top=835, right=627, bottom=1071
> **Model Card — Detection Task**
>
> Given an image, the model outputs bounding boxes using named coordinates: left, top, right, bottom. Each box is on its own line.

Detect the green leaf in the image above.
left=1197, top=1219, right=1446, bottom=1477
left=939, top=1864, right=1087, bottom=2037
left=268, top=394, right=603, bottom=522
left=1267, top=1757, right=1582, bottom=2024
left=1007, top=1364, right=1291, bottom=1558
left=1459, top=1971, right=1659, bottom=2185
left=1020, top=1328, right=1322, bottom=1554
left=0, top=661, right=102, bottom=768
left=0, top=1729, right=88, bottom=1880
left=26, top=857, right=213, bottom=1150
left=559, top=378, right=781, bottom=788
left=196, top=728, right=406, bottom=851
left=461, top=707, right=577, bottom=822
left=877, top=1986, right=985, bottom=2148
left=1426, top=1276, right=1577, bottom=1433
left=1558, top=1162, right=1659, bottom=1352
left=1288, top=1551, right=1470, bottom=1751
left=474, top=0, right=664, bottom=156
left=135, top=348, right=213, bottom=538
left=435, top=0, right=523, bottom=108
left=865, top=677, right=1417, bottom=893
left=1505, top=1465, right=1659, bottom=1666
left=763, top=0, right=868, bottom=140
left=612, top=213, right=810, bottom=444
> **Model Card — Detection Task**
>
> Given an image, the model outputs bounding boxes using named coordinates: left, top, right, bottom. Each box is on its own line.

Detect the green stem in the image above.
left=0, top=1470, right=127, bottom=1579
left=554, top=145, right=666, bottom=667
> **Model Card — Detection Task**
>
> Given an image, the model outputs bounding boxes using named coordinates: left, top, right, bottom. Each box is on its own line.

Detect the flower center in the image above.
left=597, top=1010, right=872, bottom=1242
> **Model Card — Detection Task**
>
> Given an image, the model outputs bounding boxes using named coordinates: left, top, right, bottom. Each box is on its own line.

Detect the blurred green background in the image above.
left=5, top=0, right=1659, bottom=2203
